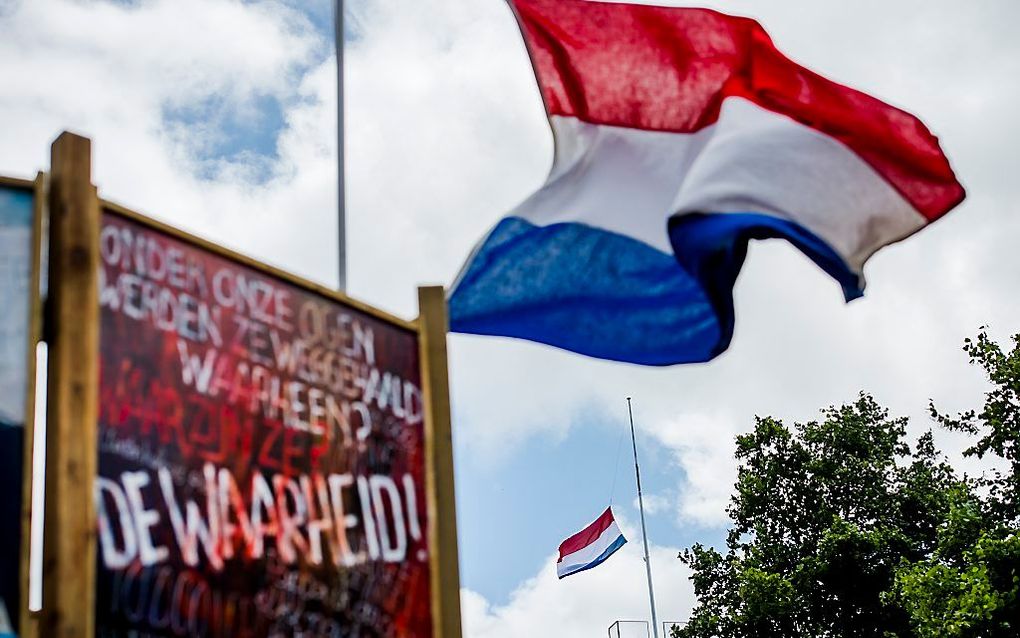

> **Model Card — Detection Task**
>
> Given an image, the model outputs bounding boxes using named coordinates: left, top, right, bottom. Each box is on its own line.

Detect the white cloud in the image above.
left=0, top=0, right=317, bottom=167
left=647, top=413, right=739, bottom=527
left=635, top=492, right=673, bottom=517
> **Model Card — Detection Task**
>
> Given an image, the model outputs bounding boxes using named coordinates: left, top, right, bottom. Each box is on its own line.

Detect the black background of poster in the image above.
left=0, top=425, right=22, bottom=630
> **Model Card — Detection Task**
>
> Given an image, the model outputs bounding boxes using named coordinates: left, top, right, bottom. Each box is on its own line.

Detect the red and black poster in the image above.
left=95, top=211, right=432, bottom=637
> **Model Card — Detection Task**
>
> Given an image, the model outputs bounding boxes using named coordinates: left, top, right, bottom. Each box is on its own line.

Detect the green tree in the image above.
left=887, top=331, right=1020, bottom=637
left=675, top=330, right=1020, bottom=638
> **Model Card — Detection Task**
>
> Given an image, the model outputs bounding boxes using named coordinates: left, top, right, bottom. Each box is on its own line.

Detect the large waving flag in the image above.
left=557, top=507, right=627, bottom=579
left=449, top=0, right=965, bottom=365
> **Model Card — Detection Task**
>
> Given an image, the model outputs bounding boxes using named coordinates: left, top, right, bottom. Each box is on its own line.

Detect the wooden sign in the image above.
left=20, top=132, right=461, bottom=638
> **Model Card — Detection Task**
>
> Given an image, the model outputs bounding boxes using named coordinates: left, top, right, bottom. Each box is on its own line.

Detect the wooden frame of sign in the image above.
left=19, top=173, right=45, bottom=638
left=15, top=131, right=462, bottom=638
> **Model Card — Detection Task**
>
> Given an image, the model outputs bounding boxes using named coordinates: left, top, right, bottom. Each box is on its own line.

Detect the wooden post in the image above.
left=41, top=132, right=100, bottom=638
left=18, top=172, right=46, bottom=638
left=417, top=286, right=462, bottom=638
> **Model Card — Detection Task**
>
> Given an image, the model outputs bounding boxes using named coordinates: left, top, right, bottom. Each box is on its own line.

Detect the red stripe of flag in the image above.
left=510, top=0, right=964, bottom=221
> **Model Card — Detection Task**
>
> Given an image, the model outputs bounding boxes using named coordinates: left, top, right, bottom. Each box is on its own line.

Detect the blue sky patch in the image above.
left=162, top=92, right=286, bottom=183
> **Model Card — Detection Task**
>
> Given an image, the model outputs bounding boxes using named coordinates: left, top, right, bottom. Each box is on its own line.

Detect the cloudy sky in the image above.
left=1, top=0, right=1018, bottom=635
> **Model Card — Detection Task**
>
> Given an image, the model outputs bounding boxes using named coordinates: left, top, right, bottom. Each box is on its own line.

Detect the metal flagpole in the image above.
left=334, top=0, right=347, bottom=291
left=627, top=397, right=660, bottom=638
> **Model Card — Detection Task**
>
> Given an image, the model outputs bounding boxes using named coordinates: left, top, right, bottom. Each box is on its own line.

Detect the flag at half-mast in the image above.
left=449, top=0, right=965, bottom=365
left=557, top=507, right=627, bottom=579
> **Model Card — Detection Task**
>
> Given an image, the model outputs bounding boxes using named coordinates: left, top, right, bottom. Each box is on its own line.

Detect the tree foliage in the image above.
left=675, top=331, right=1020, bottom=638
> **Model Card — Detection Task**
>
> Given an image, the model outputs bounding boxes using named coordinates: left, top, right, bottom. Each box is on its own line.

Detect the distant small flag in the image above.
left=557, top=507, right=627, bottom=579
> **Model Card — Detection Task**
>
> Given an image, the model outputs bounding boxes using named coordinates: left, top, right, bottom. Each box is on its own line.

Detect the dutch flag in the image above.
left=449, top=0, right=965, bottom=365
left=557, top=507, right=627, bottom=579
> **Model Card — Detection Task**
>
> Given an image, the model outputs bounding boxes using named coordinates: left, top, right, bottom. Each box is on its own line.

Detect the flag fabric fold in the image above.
left=448, top=0, right=964, bottom=365
left=557, top=507, right=627, bottom=579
